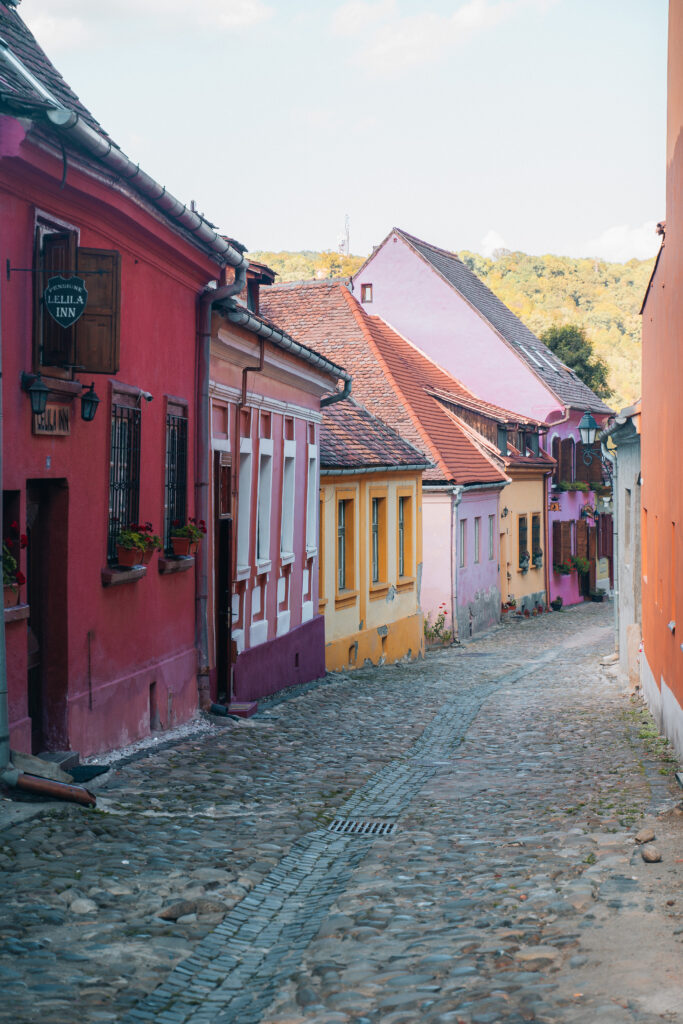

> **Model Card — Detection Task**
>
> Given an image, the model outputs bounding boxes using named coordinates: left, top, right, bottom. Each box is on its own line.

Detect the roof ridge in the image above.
left=395, top=227, right=463, bottom=263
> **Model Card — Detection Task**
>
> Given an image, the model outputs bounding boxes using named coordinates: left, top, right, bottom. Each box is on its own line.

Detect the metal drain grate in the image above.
left=328, top=818, right=397, bottom=837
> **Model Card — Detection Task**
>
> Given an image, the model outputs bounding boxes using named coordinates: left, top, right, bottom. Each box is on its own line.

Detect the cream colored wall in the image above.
left=320, top=471, right=422, bottom=644
left=499, top=474, right=547, bottom=605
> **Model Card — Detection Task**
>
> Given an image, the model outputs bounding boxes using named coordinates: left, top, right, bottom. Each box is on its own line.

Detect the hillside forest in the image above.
left=249, top=248, right=656, bottom=409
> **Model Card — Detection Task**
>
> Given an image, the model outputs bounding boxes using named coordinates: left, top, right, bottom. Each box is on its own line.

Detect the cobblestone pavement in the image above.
left=1, top=602, right=682, bottom=1024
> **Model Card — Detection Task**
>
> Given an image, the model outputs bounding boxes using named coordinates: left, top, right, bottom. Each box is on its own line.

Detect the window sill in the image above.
left=256, top=559, right=271, bottom=576
left=396, top=576, right=415, bottom=592
left=235, top=564, right=251, bottom=581
left=369, top=582, right=390, bottom=600
left=335, top=589, right=358, bottom=609
left=280, top=551, right=295, bottom=566
left=101, top=565, right=147, bottom=587
left=318, top=597, right=328, bottom=611
left=306, top=546, right=317, bottom=560
left=158, top=555, right=195, bottom=575
left=5, top=602, right=29, bottom=624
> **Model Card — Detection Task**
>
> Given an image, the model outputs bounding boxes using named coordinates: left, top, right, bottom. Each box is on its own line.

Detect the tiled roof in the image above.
left=441, top=406, right=555, bottom=474
left=393, top=228, right=613, bottom=415
left=260, top=280, right=508, bottom=487
left=320, top=398, right=431, bottom=472
left=0, top=3, right=109, bottom=135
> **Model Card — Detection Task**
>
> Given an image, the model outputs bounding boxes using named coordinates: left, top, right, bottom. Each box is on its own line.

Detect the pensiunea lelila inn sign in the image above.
left=43, top=275, right=88, bottom=328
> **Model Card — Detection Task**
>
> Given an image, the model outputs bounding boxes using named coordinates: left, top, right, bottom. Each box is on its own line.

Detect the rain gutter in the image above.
left=321, top=463, right=430, bottom=476
left=0, top=39, right=244, bottom=268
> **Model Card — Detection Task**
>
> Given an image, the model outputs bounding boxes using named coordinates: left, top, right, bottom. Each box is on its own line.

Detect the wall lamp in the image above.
left=578, top=409, right=612, bottom=485
left=21, top=372, right=49, bottom=416
left=80, top=383, right=100, bottom=422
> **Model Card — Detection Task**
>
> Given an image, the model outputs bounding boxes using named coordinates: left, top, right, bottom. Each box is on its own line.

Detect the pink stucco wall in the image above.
left=421, top=491, right=454, bottom=630
left=352, top=233, right=563, bottom=422
left=456, top=488, right=502, bottom=636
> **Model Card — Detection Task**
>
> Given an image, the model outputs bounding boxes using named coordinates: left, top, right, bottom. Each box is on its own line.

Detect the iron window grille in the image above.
left=398, top=497, right=407, bottom=577
left=108, top=402, right=141, bottom=563
left=164, top=410, right=188, bottom=551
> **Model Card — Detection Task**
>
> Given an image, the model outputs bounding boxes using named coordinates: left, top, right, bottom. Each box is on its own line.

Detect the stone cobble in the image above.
left=0, top=602, right=681, bottom=1024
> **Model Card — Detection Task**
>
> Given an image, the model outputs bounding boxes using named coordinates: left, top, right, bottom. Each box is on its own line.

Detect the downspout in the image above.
left=452, top=485, right=463, bottom=642
left=543, top=469, right=552, bottom=607
left=0, top=265, right=8, bottom=773
left=240, top=339, right=265, bottom=409
left=195, top=263, right=248, bottom=708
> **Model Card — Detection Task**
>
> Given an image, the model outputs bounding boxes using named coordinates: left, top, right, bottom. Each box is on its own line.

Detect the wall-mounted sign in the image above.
left=43, top=276, right=88, bottom=328
left=33, top=403, right=70, bottom=436
left=547, top=500, right=560, bottom=512
left=596, top=557, right=609, bottom=581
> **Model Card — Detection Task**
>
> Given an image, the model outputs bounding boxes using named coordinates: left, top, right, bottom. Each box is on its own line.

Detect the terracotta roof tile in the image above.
left=321, top=399, right=431, bottom=471
left=260, top=280, right=508, bottom=486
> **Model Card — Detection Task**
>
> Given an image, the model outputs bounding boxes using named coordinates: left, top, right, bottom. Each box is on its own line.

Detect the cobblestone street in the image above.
left=1, top=602, right=681, bottom=1024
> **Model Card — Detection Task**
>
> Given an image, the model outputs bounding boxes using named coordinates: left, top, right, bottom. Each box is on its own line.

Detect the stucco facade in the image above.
left=500, top=472, right=549, bottom=613
left=610, top=407, right=641, bottom=690
left=640, top=0, right=683, bottom=758
left=320, top=471, right=424, bottom=670
left=455, top=487, right=503, bottom=638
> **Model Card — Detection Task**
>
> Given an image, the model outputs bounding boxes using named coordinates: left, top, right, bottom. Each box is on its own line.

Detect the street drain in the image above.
left=328, top=818, right=397, bottom=837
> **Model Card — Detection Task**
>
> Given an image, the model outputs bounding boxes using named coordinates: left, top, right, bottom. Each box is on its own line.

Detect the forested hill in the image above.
left=249, top=248, right=654, bottom=409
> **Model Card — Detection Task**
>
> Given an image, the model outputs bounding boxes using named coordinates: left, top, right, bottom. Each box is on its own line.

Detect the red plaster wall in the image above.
left=1, top=129, right=217, bottom=755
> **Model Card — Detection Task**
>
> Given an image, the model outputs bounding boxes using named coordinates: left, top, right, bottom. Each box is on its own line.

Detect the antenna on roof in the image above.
left=337, top=214, right=350, bottom=256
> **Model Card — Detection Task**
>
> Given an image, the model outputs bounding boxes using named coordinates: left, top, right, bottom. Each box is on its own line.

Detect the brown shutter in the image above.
left=74, top=248, right=121, bottom=374
left=559, top=439, right=575, bottom=483
left=588, top=445, right=603, bottom=483
left=551, top=437, right=560, bottom=486
left=576, top=518, right=588, bottom=558
left=552, top=519, right=561, bottom=566
left=575, top=442, right=590, bottom=484
left=37, top=230, right=77, bottom=367
left=561, top=521, right=572, bottom=564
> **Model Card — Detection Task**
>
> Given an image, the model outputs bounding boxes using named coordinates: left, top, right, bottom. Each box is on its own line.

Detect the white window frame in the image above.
left=236, top=437, right=252, bottom=578
left=488, top=514, right=495, bottom=560
left=459, top=517, right=466, bottom=568
left=306, top=442, right=318, bottom=557
left=280, top=439, right=296, bottom=564
left=474, top=516, right=480, bottom=563
left=256, top=438, right=273, bottom=572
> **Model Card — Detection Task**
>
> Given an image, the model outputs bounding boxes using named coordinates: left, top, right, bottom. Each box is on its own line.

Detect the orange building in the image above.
left=640, top=0, right=683, bottom=757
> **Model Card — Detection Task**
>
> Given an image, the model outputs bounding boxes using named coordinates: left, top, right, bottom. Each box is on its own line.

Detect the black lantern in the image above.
left=578, top=410, right=598, bottom=447
left=21, top=372, right=49, bottom=416
left=80, top=383, right=100, bottom=422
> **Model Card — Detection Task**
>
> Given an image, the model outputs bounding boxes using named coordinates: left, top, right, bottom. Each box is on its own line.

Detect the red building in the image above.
left=640, top=0, right=683, bottom=758
left=0, top=4, right=248, bottom=755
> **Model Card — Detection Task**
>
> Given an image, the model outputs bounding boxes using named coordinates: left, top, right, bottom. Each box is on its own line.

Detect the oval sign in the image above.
left=43, top=275, right=88, bottom=328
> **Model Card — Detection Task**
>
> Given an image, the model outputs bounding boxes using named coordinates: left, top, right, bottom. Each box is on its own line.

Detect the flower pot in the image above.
left=3, top=584, right=18, bottom=608
left=141, top=546, right=155, bottom=565
left=171, top=536, right=192, bottom=557
left=117, top=545, right=144, bottom=568
left=189, top=539, right=200, bottom=556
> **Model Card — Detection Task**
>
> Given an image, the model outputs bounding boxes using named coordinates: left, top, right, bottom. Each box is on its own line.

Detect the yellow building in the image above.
left=319, top=400, right=430, bottom=671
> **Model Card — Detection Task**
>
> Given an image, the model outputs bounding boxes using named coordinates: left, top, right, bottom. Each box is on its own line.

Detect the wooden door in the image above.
left=214, top=452, right=233, bottom=703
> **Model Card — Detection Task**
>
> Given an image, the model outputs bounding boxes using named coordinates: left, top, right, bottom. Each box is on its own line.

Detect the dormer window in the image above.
left=360, top=283, right=373, bottom=303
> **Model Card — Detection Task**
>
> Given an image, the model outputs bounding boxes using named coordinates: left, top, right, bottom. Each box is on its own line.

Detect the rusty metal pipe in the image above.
left=1, top=768, right=96, bottom=806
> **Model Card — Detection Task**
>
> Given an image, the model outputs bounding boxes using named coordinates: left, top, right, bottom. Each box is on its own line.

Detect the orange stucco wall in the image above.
left=640, top=0, right=683, bottom=755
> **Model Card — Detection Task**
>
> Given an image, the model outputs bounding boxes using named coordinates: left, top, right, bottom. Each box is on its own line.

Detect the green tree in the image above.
left=540, top=324, right=611, bottom=399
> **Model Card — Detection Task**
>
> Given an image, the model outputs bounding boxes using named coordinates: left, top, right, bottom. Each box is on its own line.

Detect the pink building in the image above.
left=207, top=273, right=350, bottom=706
left=352, top=229, right=613, bottom=605
left=260, top=281, right=550, bottom=639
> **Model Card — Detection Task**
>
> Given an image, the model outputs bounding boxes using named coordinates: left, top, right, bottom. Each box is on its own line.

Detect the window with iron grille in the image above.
left=398, top=497, right=406, bottom=577
left=372, top=497, right=380, bottom=583
left=108, top=402, right=141, bottom=563
left=164, top=407, right=188, bottom=551
left=338, top=499, right=347, bottom=590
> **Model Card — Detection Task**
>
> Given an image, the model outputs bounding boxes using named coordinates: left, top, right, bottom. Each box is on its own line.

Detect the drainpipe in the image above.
left=195, top=263, right=248, bottom=708
left=451, top=485, right=463, bottom=642
left=240, top=339, right=265, bottom=409
left=543, top=469, right=552, bottom=607
left=0, top=267, right=7, bottom=773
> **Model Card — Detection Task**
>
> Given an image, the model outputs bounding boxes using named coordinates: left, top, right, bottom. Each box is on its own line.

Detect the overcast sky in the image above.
left=20, top=0, right=667, bottom=261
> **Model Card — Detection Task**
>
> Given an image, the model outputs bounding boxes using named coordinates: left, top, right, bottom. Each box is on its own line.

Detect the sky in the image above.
left=19, top=0, right=668, bottom=262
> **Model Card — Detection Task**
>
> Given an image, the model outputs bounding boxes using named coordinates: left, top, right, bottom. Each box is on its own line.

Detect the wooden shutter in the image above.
left=588, top=444, right=603, bottom=483
left=37, top=230, right=77, bottom=367
left=551, top=437, right=560, bottom=486
left=575, top=442, right=589, bottom=484
left=561, top=521, right=572, bottom=564
left=559, top=439, right=575, bottom=484
left=74, top=248, right=121, bottom=374
left=576, top=518, right=588, bottom=558
left=552, top=520, right=561, bottom=566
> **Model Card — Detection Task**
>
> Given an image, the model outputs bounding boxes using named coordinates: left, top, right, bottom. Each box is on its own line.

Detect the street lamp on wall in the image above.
left=21, top=372, right=49, bottom=416
left=578, top=410, right=599, bottom=451
left=80, top=383, right=100, bottom=422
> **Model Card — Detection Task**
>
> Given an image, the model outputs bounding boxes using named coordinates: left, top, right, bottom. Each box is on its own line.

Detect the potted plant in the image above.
left=3, top=524, right=27, bottom=607
left=590, top=589, right=605, bottom=602
left=134, top=522, right=163, bottom=564
left=532, top=547, right=543, bottom=569
left=519, top=549, right=530, bottom=574
left=171, top=517, right=207, bottom=557
left=571, top=555, right=590, bottom=575
left=116, top=525, right=148, bottom=567
left=550, top=595, right=563, bottom=611
left=553, top=561, right=573, bottom=575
